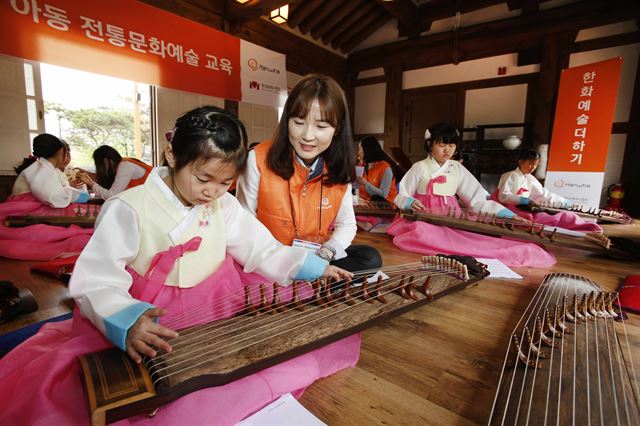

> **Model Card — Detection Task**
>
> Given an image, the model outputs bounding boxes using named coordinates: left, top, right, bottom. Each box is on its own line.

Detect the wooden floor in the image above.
left=0, top=222, right=639, bottom=424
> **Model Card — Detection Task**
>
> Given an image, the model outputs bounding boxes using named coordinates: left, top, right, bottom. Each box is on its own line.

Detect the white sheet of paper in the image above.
left=236, top=393, right=326, bottom=426
left=477, top=258, right=523, bottom=280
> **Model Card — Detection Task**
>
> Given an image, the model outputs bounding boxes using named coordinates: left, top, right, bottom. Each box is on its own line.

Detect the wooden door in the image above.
left=402, top=91, right=460, bottom=164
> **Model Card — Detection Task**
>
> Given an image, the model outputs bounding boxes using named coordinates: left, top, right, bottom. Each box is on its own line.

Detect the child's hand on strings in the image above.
left=411, top=199, right=426, bottom=211
left=126, top=307, right=179, bottom=364
left=321, top=265, right=353, bottom=281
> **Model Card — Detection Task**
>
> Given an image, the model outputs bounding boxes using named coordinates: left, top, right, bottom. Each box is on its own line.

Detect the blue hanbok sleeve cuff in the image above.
left=294, top=253, right=329, bottom=281
left=104, top=302, right=155, bottom=351
left=75, top=192, right=90, bottom=203
left=404, top=197, right=416, bottom=210
left=518, top=196, right=530, bottom=205
left=496, top=208, right=516, bottom=219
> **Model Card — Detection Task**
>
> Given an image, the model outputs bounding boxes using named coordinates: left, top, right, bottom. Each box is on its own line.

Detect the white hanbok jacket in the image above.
left=497, top=168, right=568, bottom=206
left=69, top=167, right=328, bottom=350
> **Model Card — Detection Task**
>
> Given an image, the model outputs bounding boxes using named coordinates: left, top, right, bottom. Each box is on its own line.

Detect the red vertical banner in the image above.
left=545, top=58, right=622, bottom=207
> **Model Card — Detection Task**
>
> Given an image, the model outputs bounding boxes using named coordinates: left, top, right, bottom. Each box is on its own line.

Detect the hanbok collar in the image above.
left=146, top=167, right=211, bottom=241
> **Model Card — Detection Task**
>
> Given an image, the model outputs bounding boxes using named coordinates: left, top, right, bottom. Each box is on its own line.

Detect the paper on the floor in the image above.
left=477, top=258, right=523, bottom=279
left=236, top=393, right=327, bottom=426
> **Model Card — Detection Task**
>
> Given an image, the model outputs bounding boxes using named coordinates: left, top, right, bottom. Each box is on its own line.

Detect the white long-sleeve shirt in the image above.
left=69, top=167, right=328, bottom=350
left=91, top=160, right=148, bottom=200
left=394, top=156, right=513, bottom=218
left=11, top=158, right=89, bottom=207
left=236, top=150, right=356, bottom=260
left=497, top=168, right=569, bottom=206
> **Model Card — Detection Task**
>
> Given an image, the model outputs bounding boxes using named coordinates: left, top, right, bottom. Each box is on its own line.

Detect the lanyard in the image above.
left=288, top=175, right=323, bottom=241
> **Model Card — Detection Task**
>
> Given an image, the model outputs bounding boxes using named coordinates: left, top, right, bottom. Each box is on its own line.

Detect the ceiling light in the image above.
left=269, top=5, right=289, bottom=25
left=235, top=0, right=252, bottom=4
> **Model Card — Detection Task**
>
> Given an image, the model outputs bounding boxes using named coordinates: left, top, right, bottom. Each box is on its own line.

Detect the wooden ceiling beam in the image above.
left=142, top=0, right=224, bottom=29
left=332, top=10, right=385, bottom=50
left=287, top=0, right=323, bottom=28
left=322, top=1, right=377, bottom=44
left=349, top=0, right=640, bottom=72
left=341, top=14, right=392, bottom=53
left=310, top=0, right=362, bottom=39
left=298, top=0, right=344, bottom=35
left=224, top=0, right=291, bottom=23
left=375, top=0, right=423, bottom=38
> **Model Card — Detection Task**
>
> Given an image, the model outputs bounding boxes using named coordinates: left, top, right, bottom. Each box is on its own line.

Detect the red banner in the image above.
left=547, top=57, right=622, bottom=173
left=0, top=0, right=241, bottom=100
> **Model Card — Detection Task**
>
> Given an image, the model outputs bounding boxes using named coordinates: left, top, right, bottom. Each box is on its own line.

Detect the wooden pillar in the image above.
left=532, top=33, right=574, bottom=147
left=620, top=51, right=640, bottom=216
left=345, top=71, right=359, bottom=137
left=384, top=63, right=402, bottom=147
left=224, top=99, right=239, bottom=117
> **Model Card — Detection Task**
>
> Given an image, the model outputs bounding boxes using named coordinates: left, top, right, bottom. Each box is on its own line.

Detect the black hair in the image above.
left=93, top=145, right=123, bottom=189
left=360, top=136, right=387, bottom=163
left=518, top=149, right=541, bottom=162
left=424, top=122, right=460, bottom=153
left=14, top=133, right=65, bottom=175
left=267, top=74, right=355, bottom=185
left=171, top=106, right=248, bottom=173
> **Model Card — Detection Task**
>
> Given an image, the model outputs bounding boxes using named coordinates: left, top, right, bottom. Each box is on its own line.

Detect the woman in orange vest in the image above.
left=77, top=145, right=152, bottom=200
left=237, top=74, right=381, bottom=272
left=356, top=136, right=398, bottom=205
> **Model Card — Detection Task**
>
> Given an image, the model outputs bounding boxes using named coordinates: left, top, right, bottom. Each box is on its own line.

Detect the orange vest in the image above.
left=360, top=161, right=397, bottom=203
left=254, top=141, right=347, bottom=246
left=122, top=157, right=152, bottom=189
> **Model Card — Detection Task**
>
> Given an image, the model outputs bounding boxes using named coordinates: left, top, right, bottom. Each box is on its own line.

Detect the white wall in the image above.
left=403, top=54, right=538, bottom=90
left=239, top=102, right=279, bottom=144
left=0, top=55, right=34, bottom=172
left=464, top=84, right=528, bottom=140
left=354, top=83, right=385, bottom=134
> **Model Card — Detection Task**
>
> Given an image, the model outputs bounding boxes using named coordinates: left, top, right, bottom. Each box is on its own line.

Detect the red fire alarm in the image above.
left=498, top=66, right=507, bottom=75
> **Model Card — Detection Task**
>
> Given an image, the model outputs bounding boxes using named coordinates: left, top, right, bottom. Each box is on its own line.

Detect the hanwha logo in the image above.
left=554, top=179, right=565, bottom=188
left=321, top=197, right=330, bottom=207
left=247, top=58, right=259, bottom=71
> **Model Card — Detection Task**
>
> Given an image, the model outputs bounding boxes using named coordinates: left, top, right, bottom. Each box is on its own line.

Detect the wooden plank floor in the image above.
left=0, top=222, right=638, bottom=424
left=300, top=224, right=640, bottom=425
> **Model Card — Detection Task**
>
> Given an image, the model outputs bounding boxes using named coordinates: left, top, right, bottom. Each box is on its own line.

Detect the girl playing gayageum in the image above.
left=493, top=149, right=601, bottom=231
left=0, top=134, right=93, bottom=260
left=77, top=145, right=153, bottom=200
left=388, top=122, right=556, bottom=268
left=0, top=106, right=359, bottom=425
left=237, top=74, right=382, bottom=272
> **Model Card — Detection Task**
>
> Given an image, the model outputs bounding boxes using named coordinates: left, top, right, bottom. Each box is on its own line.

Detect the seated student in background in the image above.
left=237, top=74, right=382, bottom=272
left=77, top=145, right=152, bottom=199
left=356, top=136, right=398, bottom=205
left=0, top=106, right=359, bottom=425
left=58, top=139, right=88, bottom=192
left=493, top=149, right=601, bottom=231
left=388, top=122, right=556, bottom=268
left=11, top=133, right=90, bottom=207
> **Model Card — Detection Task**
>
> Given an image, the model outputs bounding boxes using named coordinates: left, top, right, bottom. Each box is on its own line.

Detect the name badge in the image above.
left=292, top=238, right=322, bottom=253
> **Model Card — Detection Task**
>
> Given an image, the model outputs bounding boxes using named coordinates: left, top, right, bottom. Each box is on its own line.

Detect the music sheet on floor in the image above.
left=477, top=258, right=523, bottom=280
left=236, top=393, right=326, bottom=426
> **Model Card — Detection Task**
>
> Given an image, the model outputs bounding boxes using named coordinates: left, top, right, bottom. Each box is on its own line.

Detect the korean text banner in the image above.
left=546, top=58, right=622, bottom=173
left=544, top=57, right=622, bottom=208
left=0, top=0, right=245, bottom=100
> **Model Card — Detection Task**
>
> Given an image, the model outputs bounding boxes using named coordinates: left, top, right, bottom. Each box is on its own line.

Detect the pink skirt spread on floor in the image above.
left=387, top=192, right=556, bottom=268
left=0, top=193, right=93, bottom=260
